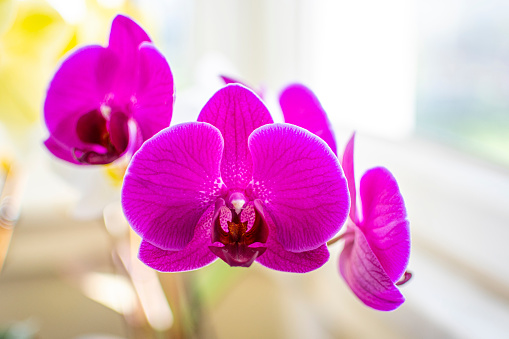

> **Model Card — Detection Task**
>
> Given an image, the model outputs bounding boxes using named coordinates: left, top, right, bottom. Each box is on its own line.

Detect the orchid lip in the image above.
left=73, top=107, right=130, bottom=164
left=210, top=198, right=269, bottom=267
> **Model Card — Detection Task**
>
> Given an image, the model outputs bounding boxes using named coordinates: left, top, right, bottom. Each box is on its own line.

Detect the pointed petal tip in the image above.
left=110, top=14, right=151, bottom=43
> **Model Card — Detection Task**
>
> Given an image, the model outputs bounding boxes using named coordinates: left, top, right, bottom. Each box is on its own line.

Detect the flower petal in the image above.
left=255, top=212, right=330, bottom=273
left=197, top=84, right=273, bottom=190
left=108, top=15, right=151, bottom=98
left=121, top=122, right=224, bottom=250
left=249, top=123, right=349, bottom=252
left=342, top=133, right=358, bottom=223
left=340, top=224, right=405, bottom=311
left=360, top=167, right=410, bottom=283
left=44, top=45, right=118, bottom=155
left=279, top=84, right=337, bottom=155
left=132, top=43, right=174, bottom=141
left=138, top=207, right=217, bottom=272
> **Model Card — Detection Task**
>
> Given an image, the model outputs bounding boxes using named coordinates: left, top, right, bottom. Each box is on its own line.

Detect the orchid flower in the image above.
left=340, top=134, right=411, bottom=311
left=44, top=14, right=174, bottom=165
left=279, top=84, right=411, bottom=311
left=121, top=84, right=350, bottom=273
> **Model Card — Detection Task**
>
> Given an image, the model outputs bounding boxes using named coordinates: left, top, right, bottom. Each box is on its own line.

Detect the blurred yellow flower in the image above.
left=0, top=0, right=142, bottom=151
left=0, top=0, right=16, bottom=36
left=0, top=0, right=73, bottom=146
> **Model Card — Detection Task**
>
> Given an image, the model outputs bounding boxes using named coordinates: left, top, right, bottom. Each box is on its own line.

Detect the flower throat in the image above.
left=209, top=202, right=269, bottom=267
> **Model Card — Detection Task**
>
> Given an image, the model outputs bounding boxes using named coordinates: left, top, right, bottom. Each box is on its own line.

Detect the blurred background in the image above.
left=1, top=0, right=508, bottom=338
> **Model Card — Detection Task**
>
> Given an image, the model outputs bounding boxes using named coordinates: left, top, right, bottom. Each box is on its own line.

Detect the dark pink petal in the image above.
left=121, top=122, right=224, bottom=250
left=340, top=224, right=405, bottom=311
left=255, top=212, right=330, bottom=273
left=138, top=207, right=217, bottom=272
left=279, top=84, right=337, bottom=155
left=249, top=123, right=349, bottom=252
left=132, top=43, right=174, bottom=141
left=44, top=46, right=118, bottom=137
left=360, top=167, right=410, bottom=283
left=342, top=133, right=358, bottom=223
left=197, top=84, right=273, bottom=190
left=108, top=15, right=151, bottom=98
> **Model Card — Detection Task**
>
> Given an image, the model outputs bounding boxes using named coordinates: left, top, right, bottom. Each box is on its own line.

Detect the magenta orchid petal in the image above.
left=44, top=46, right=117, bottom=136
left=255, top=215, right=330, bottom=273
left=340, top=224, right=405, bottom=311
left=122, top=122, right=224, bottom=250
left=108, top=15, right=151, bottom=98
left=132, top=43, right=174, bottom=140
left=249, top=123, right=349, bottom=252
left=197, top=84, right=273, bottom=190
left=279, top=84, right=337, bottom=155
left=342, top=133, right=359, bottom=223
left=360, top=167, right=410, bottom=283
left=138, top=207, right=218, bottom=272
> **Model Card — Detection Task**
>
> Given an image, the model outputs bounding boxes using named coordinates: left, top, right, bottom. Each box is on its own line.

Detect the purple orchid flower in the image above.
left=121, top=84, right=350, bottom=273
left=279, top=84, right=411, bottom=311
left=44, top=15, right=174, bottom=165
left=340, top=134, right=411, bottom=311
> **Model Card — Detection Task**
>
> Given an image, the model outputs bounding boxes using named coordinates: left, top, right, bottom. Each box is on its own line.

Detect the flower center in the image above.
left=73, top=106, right=130, bottom=164
left=209, top=199, right=269, bottom=267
